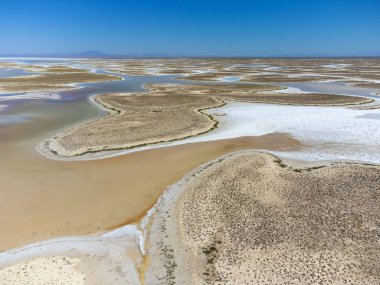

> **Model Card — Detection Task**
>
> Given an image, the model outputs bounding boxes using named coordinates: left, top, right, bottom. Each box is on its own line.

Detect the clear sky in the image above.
left=0, top=0, right=379, bottom=57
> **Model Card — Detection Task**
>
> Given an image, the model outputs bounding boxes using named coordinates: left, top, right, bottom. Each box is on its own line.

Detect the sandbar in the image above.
left=146, top=151, right=380, bottom=284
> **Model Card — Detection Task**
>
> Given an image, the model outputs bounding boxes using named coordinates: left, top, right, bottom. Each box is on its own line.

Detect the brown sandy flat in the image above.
left=0, top=71, right=120, bottom=93
left=241, top=74, right=340, bottom=83
left=351, top=82, right=380, bottom=89
left=47, top=92, right=223, bottom=157
left=179, top=70, right=341, bottom=83
left=0, top=134, right=300, bottom=251
left=41, top=66, right=88, bottom=73
left=150, top=83, right=371, bottom=105
left=148, top=83, right=282, bottom=94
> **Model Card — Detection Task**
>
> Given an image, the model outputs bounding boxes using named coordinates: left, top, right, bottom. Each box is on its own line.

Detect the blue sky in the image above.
left=0, top=0, right=379, bottom=57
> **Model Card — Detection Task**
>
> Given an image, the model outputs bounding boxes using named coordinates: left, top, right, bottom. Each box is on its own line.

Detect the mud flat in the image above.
left=42, top=82, right=371, bottom=158
left=148, top=82, right=282, bottom=95
left=351, top=82, right=380, bottom=89
left=0, top=68, right=120, bottom=93
left=145, top=151, right=380, bottom=284
left=149, top=83, right=372, bottom=106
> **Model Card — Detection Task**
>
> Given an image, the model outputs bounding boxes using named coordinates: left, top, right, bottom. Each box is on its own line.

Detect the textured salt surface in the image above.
left=197, top=102, right=380, bottom=164
left=0, top=92, right=61, bottom=101
left=91, top=101, right=380, bottom=164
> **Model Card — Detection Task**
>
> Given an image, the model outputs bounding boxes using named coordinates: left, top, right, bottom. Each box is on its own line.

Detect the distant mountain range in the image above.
left=0, top=50, right=169, bottom=59
left=0, top=51, right=379, bottom=59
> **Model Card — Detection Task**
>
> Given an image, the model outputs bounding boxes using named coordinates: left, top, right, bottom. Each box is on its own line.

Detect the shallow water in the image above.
left=4, top=58, right=78, bottom=67
left=0, top=68, right=34, bottom=78
left=282, top=81, right=380, bottom=100
left=59, top=74, right=187, bottom=101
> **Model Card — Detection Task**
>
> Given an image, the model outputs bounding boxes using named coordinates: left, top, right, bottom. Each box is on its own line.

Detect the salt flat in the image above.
left=0, top=58, right=379, bottom=285
left=166, top=101, right=380, bottom=164
left=101, top=100, right=380, bottom=165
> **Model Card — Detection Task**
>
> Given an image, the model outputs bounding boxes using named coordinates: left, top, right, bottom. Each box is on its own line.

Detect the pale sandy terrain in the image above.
left=146, top=151, right=380, bottom=284
left=0, top=224, right=144, bottom=285
left=0, top=257, right=85, bottom=285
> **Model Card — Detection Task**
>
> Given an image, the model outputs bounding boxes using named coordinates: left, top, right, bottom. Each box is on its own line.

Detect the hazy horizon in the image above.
left=1, top=51, right=380, bottom=59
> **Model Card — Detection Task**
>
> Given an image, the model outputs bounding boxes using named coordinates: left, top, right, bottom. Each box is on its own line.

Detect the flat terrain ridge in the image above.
left=147, top=152, right=380, bottom=284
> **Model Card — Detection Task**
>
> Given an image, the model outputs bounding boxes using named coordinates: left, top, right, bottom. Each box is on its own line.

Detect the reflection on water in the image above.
left=59, top=74, right=186, bottom=101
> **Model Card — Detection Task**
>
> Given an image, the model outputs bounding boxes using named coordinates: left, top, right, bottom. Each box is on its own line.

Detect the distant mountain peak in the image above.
left=75, top=50, right=108, bottom=57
